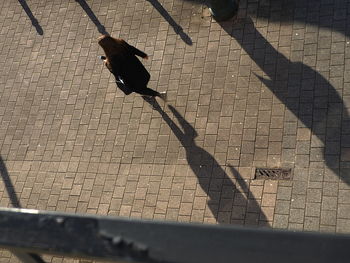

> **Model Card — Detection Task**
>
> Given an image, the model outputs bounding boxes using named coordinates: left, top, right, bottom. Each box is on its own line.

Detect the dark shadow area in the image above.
left=146, top=0, right=193, bottom=45
left=220, top=17, right=350, bottom=184
left=143, top=97, right=268, bottom=225
left=249, top=0, right=349, bottom=39
left=0, top=159, right=44, bottom=262
left=75, top=0, right=109, bottom=35
left=0, top=157, right=21, bottom=208
left=18, top=0, right=43, bottom=35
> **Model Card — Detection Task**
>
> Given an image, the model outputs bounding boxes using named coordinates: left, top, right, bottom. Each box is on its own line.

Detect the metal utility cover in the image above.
left=254, top=168, right=292, bottom=180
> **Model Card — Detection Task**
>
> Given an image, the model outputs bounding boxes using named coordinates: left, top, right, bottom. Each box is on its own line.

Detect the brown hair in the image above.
left=97, top=35, right=129, bottom=65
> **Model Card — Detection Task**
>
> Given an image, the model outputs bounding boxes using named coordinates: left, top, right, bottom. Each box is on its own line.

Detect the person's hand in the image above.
left=144, top=56, right=149, bottom=60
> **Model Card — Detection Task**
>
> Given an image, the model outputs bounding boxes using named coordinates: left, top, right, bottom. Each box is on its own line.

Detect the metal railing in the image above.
left=0, top=207, right=350, bottom=263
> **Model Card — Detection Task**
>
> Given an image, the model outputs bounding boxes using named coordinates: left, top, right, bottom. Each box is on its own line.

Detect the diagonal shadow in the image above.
left=0, top=159, right=45, bottom=262
left=219, top=17, right=350, bottom=185
left=0, top=157, right=21, bottom=208
left=146, top=0, right=193, bottom=45
left=75, top=0, right=109, bottom=35
left=250, top=0, right=349, bottom=39
left=143, top=98, right=268, bottom=226
left=18, top=0, right=43, bottom=35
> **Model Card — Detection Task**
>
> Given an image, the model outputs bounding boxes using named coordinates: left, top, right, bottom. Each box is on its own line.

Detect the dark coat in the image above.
left=109, top=44, right=150, bottom=91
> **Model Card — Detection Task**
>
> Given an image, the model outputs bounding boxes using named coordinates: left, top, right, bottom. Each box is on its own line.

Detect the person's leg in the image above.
left=126, top=84, right=167, bottom=101
left=135, top=87, right=167, bottom=101
left=133, top=86, right=160, bottom=97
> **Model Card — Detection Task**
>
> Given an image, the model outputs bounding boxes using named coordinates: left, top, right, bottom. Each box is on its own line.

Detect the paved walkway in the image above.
left=1, top=0, right=350, bottom=261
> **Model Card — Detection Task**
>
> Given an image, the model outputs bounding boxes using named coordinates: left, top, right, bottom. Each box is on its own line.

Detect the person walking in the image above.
left=98, top=35, right=166, bottom=100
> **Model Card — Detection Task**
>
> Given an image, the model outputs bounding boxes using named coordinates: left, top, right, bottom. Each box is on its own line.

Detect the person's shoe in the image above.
left=158, top=91, right=167, bottom=101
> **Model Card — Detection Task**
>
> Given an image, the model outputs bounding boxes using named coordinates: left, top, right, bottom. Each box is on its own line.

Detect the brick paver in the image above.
left=1, top=0, right=350, bottom=261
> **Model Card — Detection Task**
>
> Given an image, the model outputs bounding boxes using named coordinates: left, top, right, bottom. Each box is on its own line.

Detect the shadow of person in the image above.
left=219, top=17, right=350, bottom=185
left=18, top=0, right=43, bottom=35
left=143, top=97, right=268, bottom=226
left=146, top=0, right=193, bottom=45
left=75, top=0, right=109, bottom=35
left=0, top=157, right=21, bottom=208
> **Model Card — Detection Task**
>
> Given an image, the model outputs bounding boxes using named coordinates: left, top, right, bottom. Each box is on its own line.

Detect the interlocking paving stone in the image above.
left=1, top=0, right=350, bottom=261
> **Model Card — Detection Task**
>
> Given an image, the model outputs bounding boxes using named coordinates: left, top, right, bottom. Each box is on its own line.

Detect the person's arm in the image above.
left=104, top=59, right=113, bottom=72
left=126, top=43, right=148, bottom=59
left=104, top=58, right=123, bottom=78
